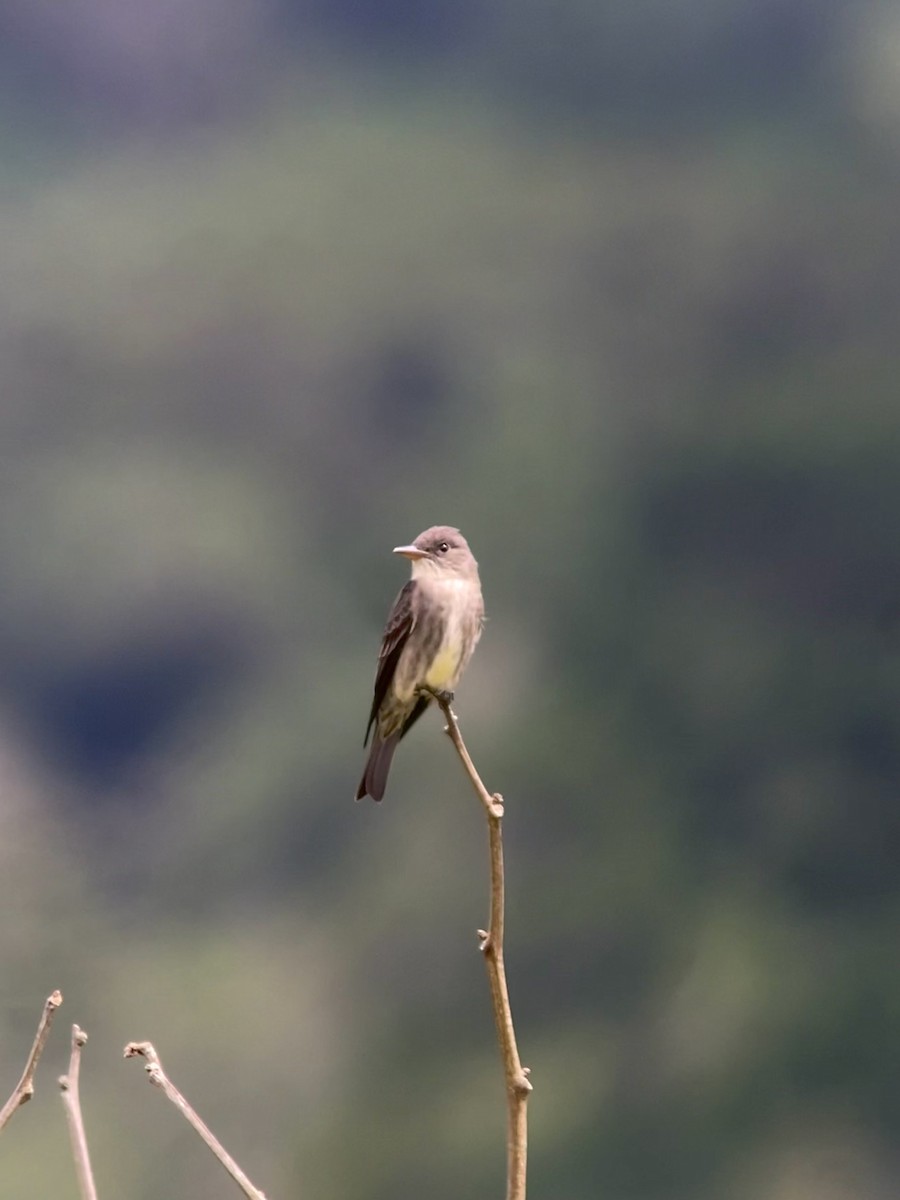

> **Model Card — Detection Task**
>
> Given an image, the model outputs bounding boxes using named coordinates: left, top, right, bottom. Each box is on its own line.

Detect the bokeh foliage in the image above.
left=1, top=2, right=899, bottom=1198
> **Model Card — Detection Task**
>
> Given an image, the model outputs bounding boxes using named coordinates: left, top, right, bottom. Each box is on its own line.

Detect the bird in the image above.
left=356, top=525, right=484, bottom=801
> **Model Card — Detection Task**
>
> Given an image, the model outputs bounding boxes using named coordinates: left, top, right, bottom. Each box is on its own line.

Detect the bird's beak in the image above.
left=393, top=543, right=426, bottom=560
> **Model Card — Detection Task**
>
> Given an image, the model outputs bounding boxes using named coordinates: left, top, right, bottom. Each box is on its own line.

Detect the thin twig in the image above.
left=123, top=1041, right=268, bottom=1200
left=436, top=695, right=532, bottom=1200
left=59, top=1025, right=99, bottom=1200
left=0, top=989, right=63, bottom=1133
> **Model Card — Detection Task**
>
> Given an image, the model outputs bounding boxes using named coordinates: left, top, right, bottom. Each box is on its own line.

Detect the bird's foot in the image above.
left=418, top=686, right=457, bottom=728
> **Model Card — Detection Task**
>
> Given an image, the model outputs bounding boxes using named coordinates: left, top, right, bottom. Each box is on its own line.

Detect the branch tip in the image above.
left=123, top=1040, right=158, bottom=1064
left=123, top=1037, right=268, bottom=1199
left=0, top=988, right=65, bottom=1133
left=60, top=1022, right=98, bottom=1200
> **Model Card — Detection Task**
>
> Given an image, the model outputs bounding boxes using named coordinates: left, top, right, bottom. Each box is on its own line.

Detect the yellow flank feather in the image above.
left=425, top=644, right=460, bottom=689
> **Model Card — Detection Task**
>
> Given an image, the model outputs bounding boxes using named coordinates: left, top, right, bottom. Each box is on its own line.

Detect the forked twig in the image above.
left=436, top=695, right=532, bottom=1200
left=0, top=990, right=63, bottom=1133
left=59, top=1025, right=99, bottom=1200
left=123, top=1041, right=268, bottom=1200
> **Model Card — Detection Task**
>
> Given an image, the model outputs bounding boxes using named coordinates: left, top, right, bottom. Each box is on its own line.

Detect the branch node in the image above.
left=477, top=929, right=492, bottom=953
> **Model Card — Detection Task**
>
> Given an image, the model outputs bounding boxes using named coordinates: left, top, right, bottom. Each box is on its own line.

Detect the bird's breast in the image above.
left=423, top=583, right=478, bottom=688
left=393, top=575, right=482, bottom=700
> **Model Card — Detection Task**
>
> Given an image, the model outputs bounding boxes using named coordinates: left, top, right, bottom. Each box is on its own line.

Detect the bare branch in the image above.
left=123, top=1041, right=268, bottom=1200
left=436, top=696, right=532, bottom=1200
left=0, top=989, right=63, bottom=1133
left=59, top=1025, right=99, bottom=1200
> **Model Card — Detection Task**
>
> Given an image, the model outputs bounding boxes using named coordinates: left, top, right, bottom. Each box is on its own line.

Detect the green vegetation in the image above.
left=0, top=3, right=898, bottom=1197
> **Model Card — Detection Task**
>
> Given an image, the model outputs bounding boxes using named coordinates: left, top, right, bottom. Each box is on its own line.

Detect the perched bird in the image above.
left=356, top=526, right=484, bottom=801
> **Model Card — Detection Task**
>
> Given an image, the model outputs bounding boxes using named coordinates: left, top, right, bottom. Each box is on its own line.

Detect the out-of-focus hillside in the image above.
left=0, top=3, right=899, bottom=1198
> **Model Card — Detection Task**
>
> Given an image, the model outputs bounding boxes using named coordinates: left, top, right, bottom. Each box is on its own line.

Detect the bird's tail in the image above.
left=356, top=731, right=401, bottom=802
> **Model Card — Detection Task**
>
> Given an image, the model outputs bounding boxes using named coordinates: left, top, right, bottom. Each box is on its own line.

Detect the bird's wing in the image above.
left=364, top=580, right=418, bottom=746
left=399, top=693, right=430, bottom=741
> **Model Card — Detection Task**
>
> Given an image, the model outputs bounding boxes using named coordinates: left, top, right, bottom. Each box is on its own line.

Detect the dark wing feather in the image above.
left=399, top=694, right=430, bottom=741
left=363, top=580, right=417, bottom=746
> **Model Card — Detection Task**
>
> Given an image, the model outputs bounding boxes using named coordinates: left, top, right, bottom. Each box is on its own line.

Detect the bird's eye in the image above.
left=438, top=541, right=449, bottom=553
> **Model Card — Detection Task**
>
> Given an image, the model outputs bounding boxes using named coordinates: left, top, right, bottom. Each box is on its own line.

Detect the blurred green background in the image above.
left=1, top=2, right=899, bottom=1197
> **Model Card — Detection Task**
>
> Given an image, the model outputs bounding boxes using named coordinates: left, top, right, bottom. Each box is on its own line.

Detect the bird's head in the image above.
left=393, top=526, right=478, bottom=580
